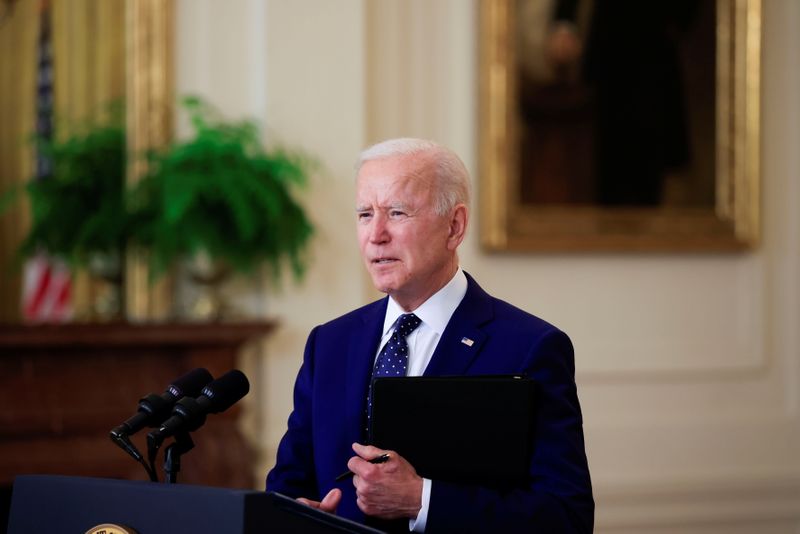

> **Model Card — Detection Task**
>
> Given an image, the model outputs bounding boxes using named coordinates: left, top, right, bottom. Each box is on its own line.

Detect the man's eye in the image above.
left=389, top=210, right=406, bottom=218
left=357, top=212, right=372, bottom=220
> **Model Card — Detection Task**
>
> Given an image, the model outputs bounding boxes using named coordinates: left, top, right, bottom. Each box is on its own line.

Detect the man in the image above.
left=266, top=138, right=593, bottom=532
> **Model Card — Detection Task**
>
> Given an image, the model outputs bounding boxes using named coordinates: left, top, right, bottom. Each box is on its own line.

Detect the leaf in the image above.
left=128, top=96, right=316, bottom=281
left=163, top=170, right=201, bottom=224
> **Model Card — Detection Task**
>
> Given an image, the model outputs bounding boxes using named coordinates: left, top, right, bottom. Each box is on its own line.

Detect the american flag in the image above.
left=21, top=0, right=72, bottom=322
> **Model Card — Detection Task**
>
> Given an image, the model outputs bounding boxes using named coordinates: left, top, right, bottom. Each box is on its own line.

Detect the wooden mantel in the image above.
left=0, top=321, right=276, bottom=490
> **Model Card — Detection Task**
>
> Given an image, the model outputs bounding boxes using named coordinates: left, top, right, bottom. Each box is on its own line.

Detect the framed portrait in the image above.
left=479, top=0, right=761, bottom=252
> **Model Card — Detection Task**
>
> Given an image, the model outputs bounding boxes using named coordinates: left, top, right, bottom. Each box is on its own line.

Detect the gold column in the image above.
left=125, top=0, right=174, bottom=321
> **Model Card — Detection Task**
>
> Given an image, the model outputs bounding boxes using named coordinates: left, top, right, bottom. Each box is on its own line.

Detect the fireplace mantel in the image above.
left=0, top=321, right=275, bottom=489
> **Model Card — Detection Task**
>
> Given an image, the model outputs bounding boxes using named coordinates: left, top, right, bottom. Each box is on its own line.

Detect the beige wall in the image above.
left=177, top=1, right=800, bottom=531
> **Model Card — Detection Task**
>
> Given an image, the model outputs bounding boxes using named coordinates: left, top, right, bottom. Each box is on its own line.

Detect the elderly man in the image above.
left=266, top=139, right=593, bottom=532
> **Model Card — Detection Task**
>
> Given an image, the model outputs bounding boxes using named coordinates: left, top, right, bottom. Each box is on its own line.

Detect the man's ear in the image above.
left=447, top=204, right=468, bottom=250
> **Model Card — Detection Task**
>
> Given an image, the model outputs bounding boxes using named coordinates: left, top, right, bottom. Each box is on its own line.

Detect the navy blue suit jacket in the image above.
left=266, top=273, right=594, bottom=532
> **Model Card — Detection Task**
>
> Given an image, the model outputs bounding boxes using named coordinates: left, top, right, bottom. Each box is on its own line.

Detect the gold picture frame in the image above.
left=479, top=0, right=760, bottom=252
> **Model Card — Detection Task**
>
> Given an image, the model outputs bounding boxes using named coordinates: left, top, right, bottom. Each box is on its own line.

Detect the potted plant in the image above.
left=0, top=108, right=128, bottom=319
left=16, top=110, right=127, bottom=269
left=127, top=96, right=314, bottom=317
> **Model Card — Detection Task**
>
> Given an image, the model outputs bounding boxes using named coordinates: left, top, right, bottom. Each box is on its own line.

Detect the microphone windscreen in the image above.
left=167, top=368, right=214, bottom=398
left=201, top=369, right=250, bottom=413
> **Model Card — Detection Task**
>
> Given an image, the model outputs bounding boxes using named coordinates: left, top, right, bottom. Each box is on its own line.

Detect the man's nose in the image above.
left=369, top=214, right=389, bottom=243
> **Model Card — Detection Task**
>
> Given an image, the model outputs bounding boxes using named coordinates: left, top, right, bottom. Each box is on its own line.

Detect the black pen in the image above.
left=334, top=453, right=391, bottom=481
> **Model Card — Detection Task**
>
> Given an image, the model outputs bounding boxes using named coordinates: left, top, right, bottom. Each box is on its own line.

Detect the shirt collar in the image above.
left=383, top=268, right=468, bottom=336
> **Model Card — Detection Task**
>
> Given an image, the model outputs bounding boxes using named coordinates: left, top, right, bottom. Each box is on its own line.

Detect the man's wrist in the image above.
left=409, top=477, right=431, bottom=532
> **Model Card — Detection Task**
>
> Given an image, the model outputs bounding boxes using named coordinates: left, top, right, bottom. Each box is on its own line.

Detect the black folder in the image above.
left=368, top=375, right=538, bottom=488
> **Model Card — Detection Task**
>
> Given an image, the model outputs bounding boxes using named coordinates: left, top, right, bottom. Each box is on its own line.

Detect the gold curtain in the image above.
left=0, top=0, right=38, bottom=321
left=52, top=0, right=125, bottom=125
left=0, top=0, right=124, bottom=321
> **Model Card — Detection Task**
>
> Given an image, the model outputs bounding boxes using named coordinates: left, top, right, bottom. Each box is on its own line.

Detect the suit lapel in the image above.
left=424, top=272, right=494, bottom=376
left=343, top=274, right=494, bottom=427
left=344, top=298, right=387, bottom=443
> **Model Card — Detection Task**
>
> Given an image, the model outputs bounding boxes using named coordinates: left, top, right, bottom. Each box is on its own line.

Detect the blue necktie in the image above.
left=365, top=313, right=422, bottom=436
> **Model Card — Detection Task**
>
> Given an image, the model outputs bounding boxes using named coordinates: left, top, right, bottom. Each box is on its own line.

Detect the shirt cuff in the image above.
left=409, top=477, right=431, bottom=532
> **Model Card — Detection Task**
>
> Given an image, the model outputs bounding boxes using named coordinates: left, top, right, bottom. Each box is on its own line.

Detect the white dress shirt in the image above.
left=372, top=268, right=468, bottom=532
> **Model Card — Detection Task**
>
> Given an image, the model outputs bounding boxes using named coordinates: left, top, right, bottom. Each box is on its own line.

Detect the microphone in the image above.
left=110, top=368, right=213, bottom=462
left=111, top=367, right=214, bottom=437
left=147, top=369, right=250, bottom=447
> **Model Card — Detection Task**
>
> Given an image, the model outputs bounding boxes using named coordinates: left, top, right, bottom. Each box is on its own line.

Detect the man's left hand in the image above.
left=348, top=442, right=423, bottom=520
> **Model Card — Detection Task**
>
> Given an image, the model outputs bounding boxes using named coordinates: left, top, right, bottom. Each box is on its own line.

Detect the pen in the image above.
left=334, top=453, right=391, bottom=481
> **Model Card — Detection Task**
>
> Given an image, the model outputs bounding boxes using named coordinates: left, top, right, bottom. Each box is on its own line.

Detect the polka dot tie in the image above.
left=365, top=313, right=422, bottom=436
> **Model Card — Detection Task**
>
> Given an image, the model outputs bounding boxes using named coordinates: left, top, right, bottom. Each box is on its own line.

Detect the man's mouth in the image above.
left=372, top=257, right=397, bottom=264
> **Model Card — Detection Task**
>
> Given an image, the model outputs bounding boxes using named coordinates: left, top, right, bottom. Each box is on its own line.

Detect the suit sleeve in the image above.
left=265, top=326, right=319, bottom=499
left=425, top=329, right=594, bottom=533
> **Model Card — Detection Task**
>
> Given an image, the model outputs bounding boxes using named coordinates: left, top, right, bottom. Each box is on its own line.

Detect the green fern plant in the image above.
left=4, top=107, right=127, bottom=267
left=128, top=96, right=314, bottom=282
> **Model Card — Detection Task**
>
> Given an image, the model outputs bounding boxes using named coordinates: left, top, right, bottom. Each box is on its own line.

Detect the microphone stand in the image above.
left=163, top=431, right=194, bottom=484
left=110, top=429, right=158, bottom=482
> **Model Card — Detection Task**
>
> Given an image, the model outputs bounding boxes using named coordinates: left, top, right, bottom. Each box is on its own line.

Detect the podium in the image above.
left=7, top=475, right=382, bottom=533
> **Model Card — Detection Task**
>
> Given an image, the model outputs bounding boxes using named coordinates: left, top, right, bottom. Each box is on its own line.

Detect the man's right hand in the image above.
left=297, top=488, right=342, bottom=514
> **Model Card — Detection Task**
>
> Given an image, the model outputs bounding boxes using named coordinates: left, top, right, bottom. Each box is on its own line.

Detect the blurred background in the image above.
left=0, top=1, right=798, bottom=532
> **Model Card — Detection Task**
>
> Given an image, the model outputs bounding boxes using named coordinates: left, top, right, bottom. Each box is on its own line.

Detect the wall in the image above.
left=175, top=0, right=369, bottom=484
left=177, top=0, right=800, bottom=531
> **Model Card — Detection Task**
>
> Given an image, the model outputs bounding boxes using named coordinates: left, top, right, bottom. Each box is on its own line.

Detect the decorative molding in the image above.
left=596, top=474, right=800, bottom=530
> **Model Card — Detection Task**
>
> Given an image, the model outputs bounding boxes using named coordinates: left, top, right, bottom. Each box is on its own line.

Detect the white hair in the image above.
left=356, top=138, right=471, bottom=216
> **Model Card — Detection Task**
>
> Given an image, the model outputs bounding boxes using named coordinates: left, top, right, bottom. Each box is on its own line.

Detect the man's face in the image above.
left=356, top=153, right=462, bottom=311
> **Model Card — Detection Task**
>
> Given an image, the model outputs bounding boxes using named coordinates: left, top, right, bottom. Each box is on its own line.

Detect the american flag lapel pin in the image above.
left=461, top=337, right=474, bottom=347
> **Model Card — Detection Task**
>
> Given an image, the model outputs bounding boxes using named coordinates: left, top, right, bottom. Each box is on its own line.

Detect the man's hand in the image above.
left=297, top=488, right=342, bottom=513
left=348, top=442, right=423, bottom=520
